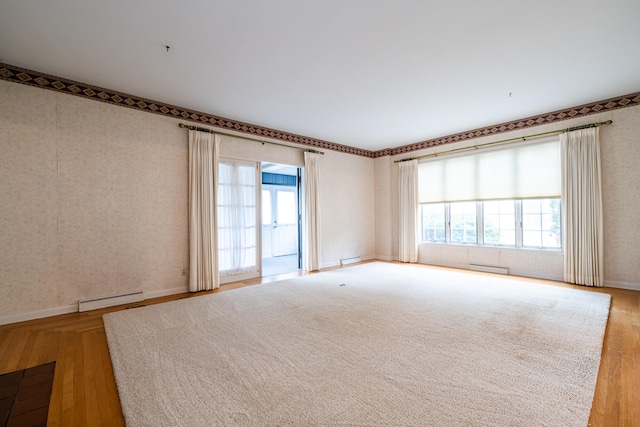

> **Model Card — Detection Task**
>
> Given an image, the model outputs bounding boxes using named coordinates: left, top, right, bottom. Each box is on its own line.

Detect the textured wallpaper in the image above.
left=0, top=80, right=189, bottom=316
left=598, top=106, right=640, bottom=285
left=0, top=81, right=59, bottom=315
left=319, top=149, right=376, bottom=267
left=0, top=80, right=378, bottom=318
left=54, top=94, right=190, bottom=305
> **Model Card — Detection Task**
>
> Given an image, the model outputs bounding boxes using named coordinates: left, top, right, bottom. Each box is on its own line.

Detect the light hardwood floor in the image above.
left=0, top=263, right=638, bottom=426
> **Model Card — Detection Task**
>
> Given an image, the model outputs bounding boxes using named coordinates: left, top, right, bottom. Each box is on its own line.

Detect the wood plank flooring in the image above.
left=0, top=263, right=638, bottom=426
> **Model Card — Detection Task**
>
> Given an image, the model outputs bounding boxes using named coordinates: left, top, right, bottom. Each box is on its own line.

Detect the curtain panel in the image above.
left=561, top=127, right=603, bottom=287
left=188, top=131, right=220, bottom=292
left=303, top=152, right=321, bottom=271
left=217, top=161, right=258, bottom=276
left=398, top=159, right=419, bottom=263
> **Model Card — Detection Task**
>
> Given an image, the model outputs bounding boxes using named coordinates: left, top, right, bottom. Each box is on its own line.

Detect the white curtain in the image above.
left=217, top=162, right=257, bottom=276
left=303, top=152, right=321, bottom=271
left=561, top=127, right=603, bottom=287
left=188, top=130, right=220, bottom=292
left=398, top=159, right=418, bottom=263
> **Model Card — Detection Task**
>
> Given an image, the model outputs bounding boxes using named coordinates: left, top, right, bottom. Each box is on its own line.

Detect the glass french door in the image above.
left=217, top=159, right=261, bottom=284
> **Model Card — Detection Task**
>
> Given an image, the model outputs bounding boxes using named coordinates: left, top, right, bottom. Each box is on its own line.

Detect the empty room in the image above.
left=1, top=1, right=639, bottom=426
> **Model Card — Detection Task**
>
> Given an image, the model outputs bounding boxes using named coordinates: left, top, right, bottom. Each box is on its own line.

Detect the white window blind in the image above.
left=418, top=139, right=560, bottom=203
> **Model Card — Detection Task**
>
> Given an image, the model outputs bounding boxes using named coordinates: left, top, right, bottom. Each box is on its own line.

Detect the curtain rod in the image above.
left=394, top=120, right=612, bottom=163
left=178, top=123, right=325, bottom=155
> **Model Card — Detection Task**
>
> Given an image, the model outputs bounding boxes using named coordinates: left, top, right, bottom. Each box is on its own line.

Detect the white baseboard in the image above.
left=418, top=260, right=565, bottom=282
left=418, top=260, right=640, bottom=287
left=79, top=291, right=144, bottom=312
left=508, top=269, right=564, bottom=282
left=322, top=255, right=377, bottom=270
left=0, top=285, right=189, bottom=326
left=320, top=260, right=341, bottom=269
left=419, top=260, right=468, bottom=271
left=0, top=304, right=77, bottom=326
left=340, top=256, right=362, bottom=266
left=469, top=264, right=508, bottom=275
left=4, top=276, right=631, bottom=326
left=374, top=255, right=393, bottom=261
left=144, top=286, right=189, bottom=300
left=604, top=280, right=640, bottom=291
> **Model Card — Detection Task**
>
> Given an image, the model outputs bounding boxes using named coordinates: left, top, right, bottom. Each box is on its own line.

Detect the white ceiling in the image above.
left=1, top=0, right=639, bottom=151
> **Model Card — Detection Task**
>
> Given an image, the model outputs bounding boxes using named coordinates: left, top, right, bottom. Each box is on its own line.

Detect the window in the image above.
left=420, top=198, right=561, bottom=249
left=522, top=199, right=561, bottom=248
left=483, top=200, right=516, bottom=246
left=450, top=201, right=477, bottom=244
left=417, top=137, right=561, bottom=251
left=421, top=203, right=446, bottom=242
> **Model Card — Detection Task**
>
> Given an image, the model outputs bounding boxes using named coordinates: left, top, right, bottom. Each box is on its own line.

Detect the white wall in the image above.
left=318, top=149, right=376, bottom=268
left=375, top=105, right=640, bottom=288
left=0, top=80, right=376, bottom=323
left=374, top=155, right=393, bottom=260
left=0, top=81, right=189, bottom=323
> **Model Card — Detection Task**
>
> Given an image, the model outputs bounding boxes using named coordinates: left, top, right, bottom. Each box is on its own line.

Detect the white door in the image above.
left=262, top=185, right=298, bottom=257
left=273, top=186, right=298, bottom=256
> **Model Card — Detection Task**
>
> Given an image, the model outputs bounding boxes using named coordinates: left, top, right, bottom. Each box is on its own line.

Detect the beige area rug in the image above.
left=103, top=262, right=610, bottom=426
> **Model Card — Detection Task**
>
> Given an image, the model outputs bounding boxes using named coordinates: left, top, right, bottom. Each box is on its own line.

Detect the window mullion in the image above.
left=477, top=202, right=484, bottom=245
left=515, top=200, right=523, bottom=248
left=445, top=203, right=451, bottom=243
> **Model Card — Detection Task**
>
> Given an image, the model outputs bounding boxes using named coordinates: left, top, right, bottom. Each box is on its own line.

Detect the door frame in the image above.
left=260, top=164, right=302, bottom=274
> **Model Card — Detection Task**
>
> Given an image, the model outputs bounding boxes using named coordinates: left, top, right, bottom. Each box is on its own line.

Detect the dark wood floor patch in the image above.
left=0, top=362, right=55, bottom=427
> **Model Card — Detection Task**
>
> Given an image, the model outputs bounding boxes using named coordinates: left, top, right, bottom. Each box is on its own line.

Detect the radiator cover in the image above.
left=469, top=264, right=509, bottom=275
left=78, top=291, right=144, bottom=312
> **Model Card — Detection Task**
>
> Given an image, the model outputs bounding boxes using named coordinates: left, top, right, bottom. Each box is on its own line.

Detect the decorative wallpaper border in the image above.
left=0, top=62, right=375, bottom=158
left=379, top=91, right=640, bottom=158
left=1, top=62, right=639, bottom=159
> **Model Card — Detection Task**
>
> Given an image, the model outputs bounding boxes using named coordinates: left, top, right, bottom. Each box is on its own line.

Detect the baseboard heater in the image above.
left=340, top=256, right=362, bottom=266
left=78, top=291, right=145, bottom=312
left=469, top=264, right=509, bottom=275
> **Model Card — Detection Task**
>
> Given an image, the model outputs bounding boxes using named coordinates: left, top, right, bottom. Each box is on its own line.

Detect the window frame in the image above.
left=419, top=198, right=562, bottom=250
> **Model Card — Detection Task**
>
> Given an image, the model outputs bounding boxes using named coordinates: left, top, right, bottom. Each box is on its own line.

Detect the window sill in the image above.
left=419, top=241, right=562, bottom=252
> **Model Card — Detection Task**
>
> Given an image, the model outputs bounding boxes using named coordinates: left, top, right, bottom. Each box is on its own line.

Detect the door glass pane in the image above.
left=277, top=191, right=296, bottom=224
